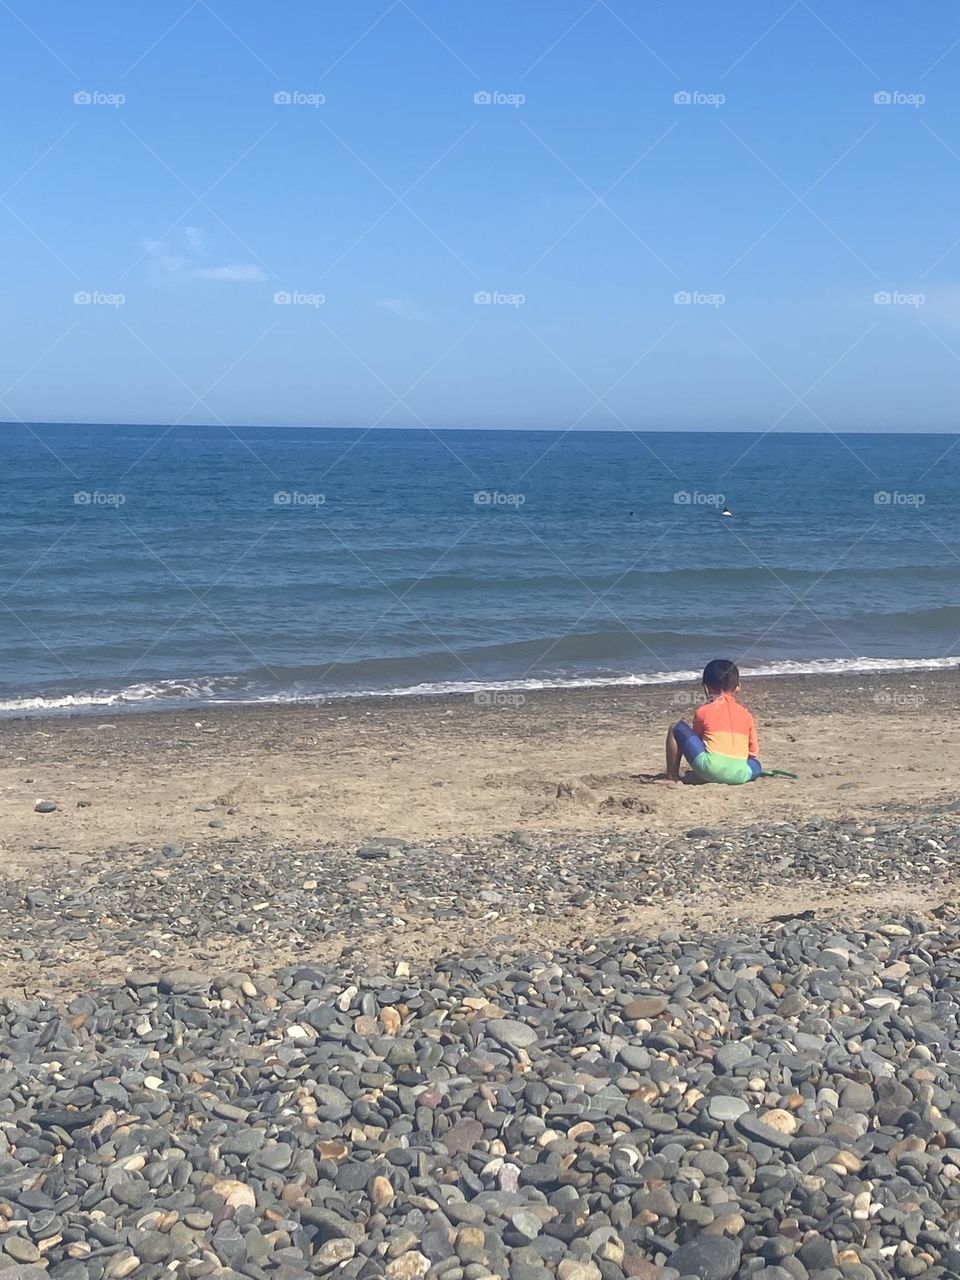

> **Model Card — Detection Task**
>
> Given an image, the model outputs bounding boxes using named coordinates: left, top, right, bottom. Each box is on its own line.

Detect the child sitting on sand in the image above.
left=661, top=659, right=761, bottom=785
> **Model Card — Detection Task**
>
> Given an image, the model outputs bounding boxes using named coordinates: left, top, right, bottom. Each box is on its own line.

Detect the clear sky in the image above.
left=3, top=1, right=960, bottom=431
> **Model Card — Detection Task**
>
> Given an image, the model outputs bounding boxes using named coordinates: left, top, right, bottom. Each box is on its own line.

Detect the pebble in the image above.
left=668, top=1236, right=741, bottom=1279
left=737, top=1109, right=796, bottom=1150
left=0, top=812, right=960, bottom=1277
left=707, top=1096, right=749, bottom=1122
left=488, top=1017, right=539, bottom=1049
left=4, top=1239, right=42, bottom=1263
left=5, top=811, right=959, bottom=999
left=558, top=1264, right=601, bottom=1280
left=314, top=1238, right=356, bottom=1270
left=622, top=994, right=669, bottom=1019
left=371, top=1174, right=395, bottom=1208
left=386, top=1251, right=430, bottom=1278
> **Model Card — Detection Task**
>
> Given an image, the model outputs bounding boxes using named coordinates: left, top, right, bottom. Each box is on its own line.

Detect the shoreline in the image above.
left=0, top=658, right=954, bottom=724
left=2, top=655, right=957, bottom=721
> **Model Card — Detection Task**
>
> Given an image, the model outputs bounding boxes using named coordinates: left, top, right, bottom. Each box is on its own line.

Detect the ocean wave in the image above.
left=1, top=655, right=956, bottom=716
left=11, top=562, right=960, bottom=600
left=0, top=677, right=247, bottom=714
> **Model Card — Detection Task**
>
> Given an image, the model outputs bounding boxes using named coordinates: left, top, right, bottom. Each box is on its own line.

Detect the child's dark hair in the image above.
left=702, top=658, right=740, bottom=692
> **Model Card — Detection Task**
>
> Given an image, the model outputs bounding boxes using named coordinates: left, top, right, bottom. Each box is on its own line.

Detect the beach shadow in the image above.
left=638, top=771, right=706, bottom=787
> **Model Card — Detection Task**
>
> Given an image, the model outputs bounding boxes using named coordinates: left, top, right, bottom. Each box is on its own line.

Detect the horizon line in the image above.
left=3, top=420, right=959, bottom=438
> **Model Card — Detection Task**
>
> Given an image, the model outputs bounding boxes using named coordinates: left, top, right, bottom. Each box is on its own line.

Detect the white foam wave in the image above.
left=0, top=677, right=244, bottom=714
left=0, top=655, right=956, bottom=716
left=365, top=655, right=960, bottom=698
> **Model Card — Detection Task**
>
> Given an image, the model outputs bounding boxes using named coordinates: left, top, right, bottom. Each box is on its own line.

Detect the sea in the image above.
left=1, top=423, right=958, bottom=715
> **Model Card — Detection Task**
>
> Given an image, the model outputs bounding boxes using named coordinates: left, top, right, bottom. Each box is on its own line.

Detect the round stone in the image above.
left=668, top=1235, right=742, bottom=1280
left=4, top=1239, right=41, bottom=1264
left=762, top=1108, right=799, bottom=1135
left=707, top=1096, right=749, bottom=1122
left=622, top=995, right=669, bottom=1019
left=488, top=1018, right=539, bottom=1049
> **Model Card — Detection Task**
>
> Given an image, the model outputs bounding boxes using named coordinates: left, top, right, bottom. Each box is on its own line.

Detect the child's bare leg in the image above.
left=660, top=732, right=686, bottom=778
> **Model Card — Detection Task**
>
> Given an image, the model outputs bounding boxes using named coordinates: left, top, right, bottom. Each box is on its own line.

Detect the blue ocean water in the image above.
left=1, top=424, right=958, bottom=713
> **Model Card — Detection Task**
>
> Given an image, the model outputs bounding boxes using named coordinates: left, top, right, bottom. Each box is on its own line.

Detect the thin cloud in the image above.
left=918, top=285, right=960, bottom=331
left=143, top=229, right=268, bottom=284
left=376, top=297, right=431, bottom=321
left=195, top=264, right=268, bottom=282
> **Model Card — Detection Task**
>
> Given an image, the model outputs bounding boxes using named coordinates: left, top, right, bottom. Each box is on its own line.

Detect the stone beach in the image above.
left=3, top=807, right=960, bottom=997
left=3, top=808, right=960, bottom=1278
left=3, top=906, right=960, bottom=1280
left=2, top=675, right=960, bottom=1278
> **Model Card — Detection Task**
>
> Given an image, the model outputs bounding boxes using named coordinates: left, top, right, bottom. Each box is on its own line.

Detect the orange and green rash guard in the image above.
left=691, top=693, right=759, bottom=783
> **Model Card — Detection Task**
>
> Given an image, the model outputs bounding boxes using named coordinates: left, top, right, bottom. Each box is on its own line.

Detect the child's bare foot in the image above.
left=649, top=772, right=681, bottom=786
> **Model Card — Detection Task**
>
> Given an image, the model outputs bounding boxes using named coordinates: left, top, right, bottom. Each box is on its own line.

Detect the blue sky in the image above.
left=3, top=1, right=960, bottom=431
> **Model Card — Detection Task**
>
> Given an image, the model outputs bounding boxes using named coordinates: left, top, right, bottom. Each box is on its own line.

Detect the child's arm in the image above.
left=748, top=714, right=759, bottom=758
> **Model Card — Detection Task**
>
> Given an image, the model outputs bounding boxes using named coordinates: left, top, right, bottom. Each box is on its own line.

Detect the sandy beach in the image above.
left=2, top=667, right=952, bottom=860
left=0, top=667, right=955, bottom=994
